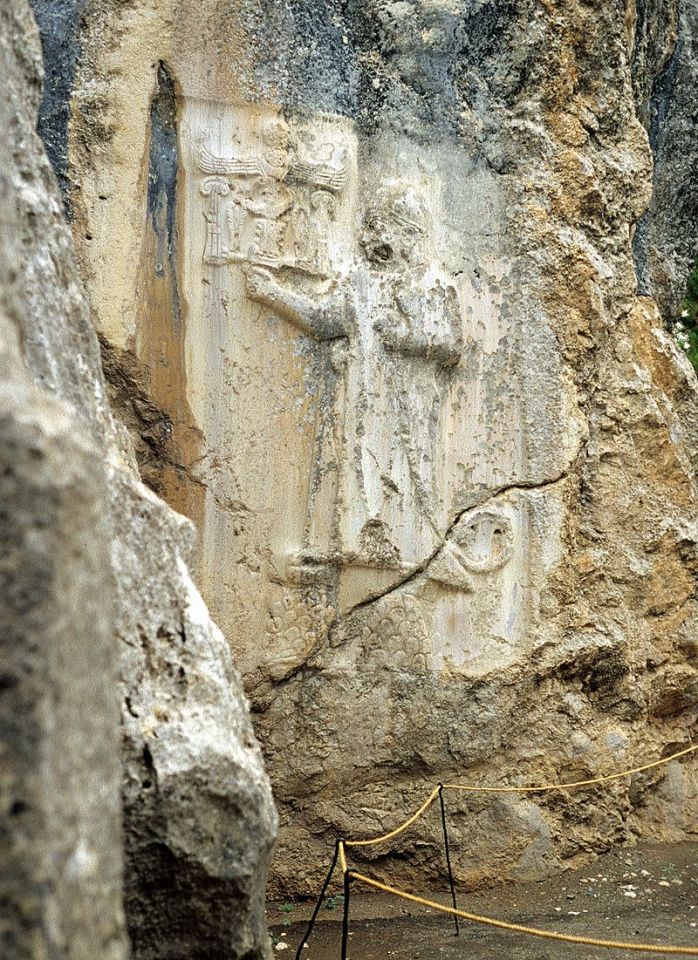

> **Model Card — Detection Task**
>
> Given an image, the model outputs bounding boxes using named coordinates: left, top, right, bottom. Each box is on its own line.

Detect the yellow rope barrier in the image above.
left=340, top=744, right=696, bottom=849
left=344, top=785, right=441, bottom=848
left=299, top=744, right=698, bottom=957
left=443, top=743, right=698, bottom=794
left=350, top=872, right=698, bottom=955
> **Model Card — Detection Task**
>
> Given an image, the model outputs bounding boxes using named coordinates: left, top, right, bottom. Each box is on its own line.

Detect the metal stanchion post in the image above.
left=340, top=869, right=352, bottom=960
left=295, top=842, right=340, bottom=960
left=438, top=785, right=460, bottom=937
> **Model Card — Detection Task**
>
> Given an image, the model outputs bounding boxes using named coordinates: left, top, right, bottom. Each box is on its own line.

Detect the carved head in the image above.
left=261, top=119, right=290, bottom=156
left=360, top=182, right=430, bottom=267
left=310, top=190, right=336, bottom=217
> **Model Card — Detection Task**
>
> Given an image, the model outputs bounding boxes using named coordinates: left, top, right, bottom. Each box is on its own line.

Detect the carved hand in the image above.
left=245, top=267, right=277, bottom=303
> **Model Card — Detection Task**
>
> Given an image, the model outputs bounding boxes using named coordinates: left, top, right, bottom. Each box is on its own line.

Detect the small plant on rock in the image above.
left=674, top=259, right=698, bottom=373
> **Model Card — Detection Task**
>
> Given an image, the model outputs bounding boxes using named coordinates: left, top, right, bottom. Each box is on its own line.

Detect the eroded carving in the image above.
left=197, top=117, right=346, bottom=277
left=359, top=594, right=431, bottom=673
left=426, top=508, right=515, bottom=590
left=185, top=102, right=530, bottom=679
left=266, top=589, right=336, bottom=681
left=246, top=180, right=465, bottom=581
left=200, top=178, right=231, bottom=265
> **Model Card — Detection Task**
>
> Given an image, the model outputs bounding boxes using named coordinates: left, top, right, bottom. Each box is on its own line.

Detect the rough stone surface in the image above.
left=113, top=475, right=277, bottom=960
left=632, top=0, right=698, bottom=317
left=4, top=1, right=277, bottom=957
left=0, top=4, right=127, bottom=957
left=32, top=0, right=698, bottom=899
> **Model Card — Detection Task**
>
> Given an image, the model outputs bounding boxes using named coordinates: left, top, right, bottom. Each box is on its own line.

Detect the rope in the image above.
left=340, top=745, right=695, bottom=849
left=442, top=743, right=698, bottom=793
left=350, top=872, right=698, bottom=955
left=344, top=785, right=441, bottom=848
left=302, top=744, right=698, bottom=956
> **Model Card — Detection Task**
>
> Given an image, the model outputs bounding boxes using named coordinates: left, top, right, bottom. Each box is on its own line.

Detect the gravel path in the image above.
left=269, top=842, right=698, bottom=959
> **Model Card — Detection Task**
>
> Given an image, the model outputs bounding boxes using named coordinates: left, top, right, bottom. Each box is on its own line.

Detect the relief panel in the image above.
left=181, top=101, right=356, bottom=680
left=180, top=99, right=533, bottom=681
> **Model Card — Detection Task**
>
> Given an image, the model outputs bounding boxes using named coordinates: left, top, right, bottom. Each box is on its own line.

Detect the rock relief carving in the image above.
left=426, top=508, right=514, bottom=591
left=196, top=117, right=346, bottom=276
left=359, top=594, right=431, bottom=673
left=266, top=589, right=335, bottom=682
left=195, top=110, right=516, bottom=594
left=245, top=180, right=468, bottom=584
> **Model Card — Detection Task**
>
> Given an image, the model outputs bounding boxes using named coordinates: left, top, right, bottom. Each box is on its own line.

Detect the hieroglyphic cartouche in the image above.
left=196, top=116, right=346, bottom=277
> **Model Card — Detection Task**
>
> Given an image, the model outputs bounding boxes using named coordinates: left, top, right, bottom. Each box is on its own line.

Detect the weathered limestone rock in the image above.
left=32, top=0, right=698, bottom=897
left=0, top=342, right=127, bottom=960
left=633, top=0, right=698, bottom=318
left=4, top=1, right=277, bottom=957
left=0, top=4, right=127, bottom=957
left=113, top=474, right=278, bottom=960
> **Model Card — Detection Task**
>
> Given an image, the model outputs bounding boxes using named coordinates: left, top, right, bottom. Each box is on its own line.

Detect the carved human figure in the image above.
left=201, top=178, right=231, bottom=264
left=243, top=180, right=294, bottom=267
left=245, top=181, right=464, bottom=581
left=197, top=118, right=346, bottom=274
left=290, top=191, right=336, bottom=276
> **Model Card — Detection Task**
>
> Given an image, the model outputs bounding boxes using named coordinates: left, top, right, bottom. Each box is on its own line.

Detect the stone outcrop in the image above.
left=114, top=477, right=277, bottom=960
left=1, top=2, right=277, bottom=957
left=0, top=4, right=127, bottom=957
left=632, top=0, right=698, bottom=319
left=29, top=0, right=698, bottom=900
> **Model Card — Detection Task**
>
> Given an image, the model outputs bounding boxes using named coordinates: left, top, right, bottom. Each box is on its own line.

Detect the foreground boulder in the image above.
left=0, top=4, right=127, bottom=957
left=1, top=2, right=277, bottom=957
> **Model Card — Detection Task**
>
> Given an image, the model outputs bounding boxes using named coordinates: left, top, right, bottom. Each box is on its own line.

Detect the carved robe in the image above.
left=337, top=267, right=463, bottom=569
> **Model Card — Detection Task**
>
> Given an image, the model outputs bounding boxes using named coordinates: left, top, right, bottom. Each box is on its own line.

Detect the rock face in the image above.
left=633, top=0, right=698, bottom=318
left=0, top=4, right=127, bottom=957
left=30, top=0, right=698, bottom=898
left=2, top=2, right=277, bottom=958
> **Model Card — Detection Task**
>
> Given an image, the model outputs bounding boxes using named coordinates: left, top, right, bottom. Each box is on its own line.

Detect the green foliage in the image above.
left=675, top=260, right=698, bottom=374
left=325, top=894, right=345, bottom=911
left=678, top=325, right=698, bottom=373
left=683, top=262, right=698, bottom=324
left=278, top=903, right=295, bottom=913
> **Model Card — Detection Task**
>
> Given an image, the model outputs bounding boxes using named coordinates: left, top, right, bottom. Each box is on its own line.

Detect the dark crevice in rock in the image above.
left=148, top=61, right=182, bottom=332
left=123, top=61, right=208, bottom=530
left=98, top=334, right=206, bottom=498
left=631, top=0, right=698, bottom=317
left=632, top=18, right=682, bottom=297
left=645, top=37, right=683, bottom=158
left=28, top=0, right=85, bottom=213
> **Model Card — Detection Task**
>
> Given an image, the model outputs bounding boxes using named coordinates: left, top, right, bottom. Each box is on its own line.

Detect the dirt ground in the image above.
left=268, top=842, right=698, bottom=959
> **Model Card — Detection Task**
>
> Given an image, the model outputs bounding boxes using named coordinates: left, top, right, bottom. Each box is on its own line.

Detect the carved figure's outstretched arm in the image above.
left=428, top=283, right=465, bottom=366
left=387, top=281, right=463, bottom=366
left=245, top=267, right=349, bottom=340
